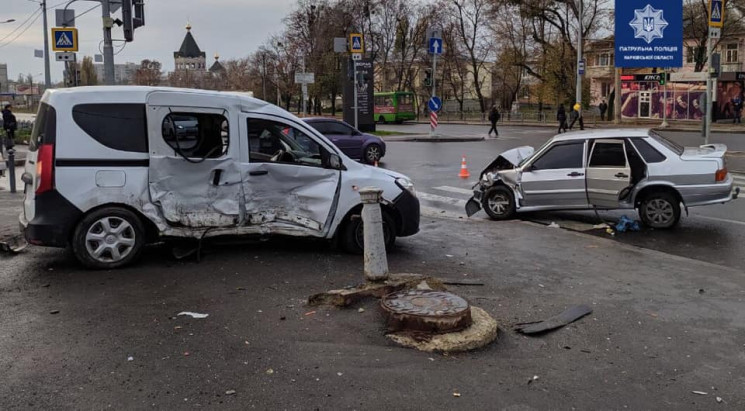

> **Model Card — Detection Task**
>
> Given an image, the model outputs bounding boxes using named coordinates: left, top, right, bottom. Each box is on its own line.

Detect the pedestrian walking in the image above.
left=2, top=104, right=17, bottom=152
left=732, top=95, right=743, bottom=124
left=487, top=105, right=500, bottom=137
left=557, top=104, right=568, bottom=133
left=599, top=99, right=608, bottom=121
left=568, top=103, right=584, bottom=130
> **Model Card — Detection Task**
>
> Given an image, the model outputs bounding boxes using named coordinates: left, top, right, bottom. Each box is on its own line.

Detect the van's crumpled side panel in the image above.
left=241, top=163, right=340, bottom=235
left=148, top=156, right=244, bottom=228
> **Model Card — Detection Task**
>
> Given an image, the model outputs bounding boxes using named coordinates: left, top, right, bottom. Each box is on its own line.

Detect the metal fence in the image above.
left=424, top=110, right=602, bottom=126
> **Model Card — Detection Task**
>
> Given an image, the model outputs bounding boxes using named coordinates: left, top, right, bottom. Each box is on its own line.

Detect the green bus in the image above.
left=374, top=91, right=417, bottom=123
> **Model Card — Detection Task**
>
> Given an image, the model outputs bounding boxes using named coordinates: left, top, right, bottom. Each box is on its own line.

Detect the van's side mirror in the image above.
left=328, top=153, right=344, bottom=170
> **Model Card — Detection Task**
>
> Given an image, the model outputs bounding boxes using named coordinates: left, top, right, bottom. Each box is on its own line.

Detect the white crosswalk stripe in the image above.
left=732, top=172, right=745, bottom=189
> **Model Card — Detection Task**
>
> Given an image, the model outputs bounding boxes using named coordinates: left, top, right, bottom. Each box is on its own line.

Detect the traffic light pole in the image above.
left=704, top=33, right=713, bottom=144
left=661, top=72, right=668, bottom=128
left=101, top=0, right=115, bottom=85
left=41, top=0, right=51, bottom=88
left=353, top=58, right=358, bottom=130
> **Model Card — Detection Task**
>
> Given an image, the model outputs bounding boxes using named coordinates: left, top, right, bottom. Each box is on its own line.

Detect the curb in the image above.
left=382, top=135, right=485, bottom=143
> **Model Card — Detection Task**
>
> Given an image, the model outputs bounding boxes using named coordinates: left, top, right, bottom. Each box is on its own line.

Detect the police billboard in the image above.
left=615, top=0, right=683, bottom=68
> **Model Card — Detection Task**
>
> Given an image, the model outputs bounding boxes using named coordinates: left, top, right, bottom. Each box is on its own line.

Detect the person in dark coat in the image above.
left=556, top=104, right=568, bottom=133
left=2, top=104, right=17, bottom=150
left=487, top=105, right=500, bottom=137
left=599, top=99, right=608, bottom=121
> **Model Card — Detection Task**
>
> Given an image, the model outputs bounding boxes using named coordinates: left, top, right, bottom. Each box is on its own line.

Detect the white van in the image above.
left=20, top=87, right=420, bottom=269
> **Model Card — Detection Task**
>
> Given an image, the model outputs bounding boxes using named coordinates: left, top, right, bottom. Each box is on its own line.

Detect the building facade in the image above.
left=93, top=62, right=138, bottom=85
left=174, top=23, right=206, bottom=72
left=0, top=63, right=8, bottom=93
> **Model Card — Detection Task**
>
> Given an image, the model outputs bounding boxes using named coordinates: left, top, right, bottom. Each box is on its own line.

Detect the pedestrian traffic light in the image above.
left=423, top=68, right=432, bottom=87
left=122, top=0, right=145, bottom=42
left=659, top=73, right=666, bottom=86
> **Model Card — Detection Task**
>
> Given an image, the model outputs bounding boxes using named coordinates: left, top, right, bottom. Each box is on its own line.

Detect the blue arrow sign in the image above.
left=429, top=38, right=442, bottom=55
left=428, top=96, right=442, bottom=112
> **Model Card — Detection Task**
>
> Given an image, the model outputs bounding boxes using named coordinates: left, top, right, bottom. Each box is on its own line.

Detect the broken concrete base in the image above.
left=386, top=306, right=498, bottom=353
left=307, top=273, right=446, bottom=307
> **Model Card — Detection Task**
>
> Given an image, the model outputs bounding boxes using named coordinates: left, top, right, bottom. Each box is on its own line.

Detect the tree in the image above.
left=134, top=59, right=163, bottom=86
left=79, top=56, right=98, bottom=86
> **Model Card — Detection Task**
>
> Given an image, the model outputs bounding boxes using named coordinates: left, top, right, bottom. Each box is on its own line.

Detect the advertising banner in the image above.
left=615, top=0, right=683, bottom=68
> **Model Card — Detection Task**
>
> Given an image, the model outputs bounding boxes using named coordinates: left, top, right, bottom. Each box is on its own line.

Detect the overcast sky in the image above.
left=0, top=0, right=295, bottom=82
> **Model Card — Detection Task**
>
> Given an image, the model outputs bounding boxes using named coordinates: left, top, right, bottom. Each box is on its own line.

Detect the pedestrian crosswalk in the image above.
left=732, top=172, right=745, bottom=190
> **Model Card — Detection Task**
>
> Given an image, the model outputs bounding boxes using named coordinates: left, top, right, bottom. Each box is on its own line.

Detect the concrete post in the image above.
left=359, top=187, right=389, bottom=282
left=7, top=148, right=15, bottom=193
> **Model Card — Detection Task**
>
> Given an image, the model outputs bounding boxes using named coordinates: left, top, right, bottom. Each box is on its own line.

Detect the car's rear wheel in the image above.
left=639, top=192, right=680, bottom=229
left=363, top=144, right=383, bottom=164
left=482, top=186, right=516, bottom=220
left=72, top=207, right=145, bottom=269
left=341, top=212, right=396, bottom=254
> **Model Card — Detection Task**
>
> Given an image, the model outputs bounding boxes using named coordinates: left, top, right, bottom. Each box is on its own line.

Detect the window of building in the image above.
left=726, top=43, right=739, bottom=63
left=72, top=104, right=148, bottom=153
left=161, top=112, right=228, bottom=158
left=530, top=142, right=584, bottom=170
left=596, top=53, right=611, bottom=66
left=601, top=82, right=612, bottom=98
left=686, top=46, right=703, bottom=64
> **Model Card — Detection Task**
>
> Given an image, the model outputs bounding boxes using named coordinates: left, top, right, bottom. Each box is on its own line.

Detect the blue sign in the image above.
left=428, top=96, right=442, bottom=112
left=429, top=38, right=443, bottom=55
left=578, top=59, right=585, bottom=75
left=51, top=27, right=78, bottom=52
left=709, top=0, right=724, bottom=27
left=615, top=0, right=682, bottom=68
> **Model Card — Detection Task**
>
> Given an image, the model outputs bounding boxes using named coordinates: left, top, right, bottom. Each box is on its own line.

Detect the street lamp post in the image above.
left=576, top=0, right=583, bottom=120
left=41, top=0, right=51, bottom=88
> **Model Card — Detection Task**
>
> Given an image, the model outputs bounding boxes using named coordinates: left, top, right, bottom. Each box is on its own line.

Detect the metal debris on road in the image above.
left=547, top=222, right=560, bottom=228
left=716, top=396, right=723, bottom=403
left=177, top=311, right=209, bottom=319
left=0, top=235, right=28, bottom=253
left=266, top=368, right=274, bottom=375
left=225, top=390, right=236, bottom=395
left=453, top=392, right=461, bottom=397
left=515, top=305, right=593, bottom=335
left=304, top=311, right=316, bottom=316
left=127, top=356, right=134, bottom=361
left=358, top=308, right=365, bottom=313
left=692, top=391, right=708, bottom=395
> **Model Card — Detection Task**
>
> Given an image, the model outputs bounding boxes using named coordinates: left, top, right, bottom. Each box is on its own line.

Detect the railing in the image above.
left=427, top=110, right=601, bottom=126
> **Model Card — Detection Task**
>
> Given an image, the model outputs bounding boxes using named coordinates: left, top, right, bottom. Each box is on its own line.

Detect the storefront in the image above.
left=620, top=73, right=705, bottom=121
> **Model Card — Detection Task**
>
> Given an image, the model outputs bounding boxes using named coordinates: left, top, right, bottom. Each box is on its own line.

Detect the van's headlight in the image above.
left=396, top=178, right=417, bottom=198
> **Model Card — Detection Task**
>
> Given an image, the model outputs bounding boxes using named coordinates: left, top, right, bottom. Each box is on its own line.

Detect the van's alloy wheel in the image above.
left=72, top=207, right=145, bottom=269
left=481, top=186, right=516, bottom=220
left=341, top=212, right=396, bottom=254
left=639, top=192, right=680, bottom=229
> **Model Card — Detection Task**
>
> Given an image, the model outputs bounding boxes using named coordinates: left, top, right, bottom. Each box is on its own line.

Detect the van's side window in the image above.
left=246, top=119, right=324, bottom=167
left=72, top=104, right=147, bottom=153
left=161, top=113, right=228, bottom=159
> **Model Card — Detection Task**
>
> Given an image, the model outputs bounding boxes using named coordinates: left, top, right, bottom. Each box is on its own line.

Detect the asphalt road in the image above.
left=378, top=124, right=745, bottom=271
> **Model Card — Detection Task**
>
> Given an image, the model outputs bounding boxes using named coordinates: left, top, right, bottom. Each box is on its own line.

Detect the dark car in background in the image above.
left=303, top=118, right=386, bottom=164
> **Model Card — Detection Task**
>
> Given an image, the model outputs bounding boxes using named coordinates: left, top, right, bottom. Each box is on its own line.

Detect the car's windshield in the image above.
left=649, top=130, right=684, bottom=155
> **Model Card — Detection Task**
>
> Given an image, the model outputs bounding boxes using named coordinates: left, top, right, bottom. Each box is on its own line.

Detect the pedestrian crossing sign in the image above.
left=52, top=27, right=78, bottom=52
left=349, top=33, right=363, bottom=53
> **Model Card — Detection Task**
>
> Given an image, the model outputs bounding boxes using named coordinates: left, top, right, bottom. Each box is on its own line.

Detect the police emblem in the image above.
left=629, top=4, right=669, bottom=44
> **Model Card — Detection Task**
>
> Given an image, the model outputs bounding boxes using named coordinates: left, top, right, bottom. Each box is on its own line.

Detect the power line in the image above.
left=0, top=8, right=41, bottom=44
left=0, top=11, right=42, bottom=49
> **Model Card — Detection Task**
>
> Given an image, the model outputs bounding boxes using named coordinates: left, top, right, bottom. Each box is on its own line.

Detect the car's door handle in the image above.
left=615, top=173, right=629, bottom=178
left=211, top=169, right=223, bottom=185
left=249, top=170, right=268, bottom=176
left=567, top=172, right=585, bottom=177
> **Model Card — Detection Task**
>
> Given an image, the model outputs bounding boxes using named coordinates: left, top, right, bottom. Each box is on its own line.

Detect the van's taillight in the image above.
left=35, top=144, right=54, bottom=194
left=715, top=168, right=728, bottom=182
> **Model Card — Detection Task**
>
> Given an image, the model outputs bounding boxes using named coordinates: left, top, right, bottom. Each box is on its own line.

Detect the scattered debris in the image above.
left=42, top=283, right=50, bottom=288
left=177, top=312, right=209, bottom=319
left=171, top=244, right=198, bottom=260
left=225, top=390, right=236, bottom=395
left=0, top=235, right=28, bottom=253
left=527, top=375, right=539, bottom=384
left=280, top=316, right=286, bottom=321
left=337, top=372, right=343, bottom=376
left=453, top=392, right=461, bottom=397
left=441, top=279, right=485, bottom=286
left=615, top=215, right=640, bottom=233
left=698, top=289, right=705, bottom=294
left=445, top=254, right=454, bottom=258
left=49, top=310, right=60, bottom=315
left=547, top=222, right=560, bottom=228
left=515, top=305, right=593, bottom=335
left=265, top=368, right=274, bottom=375
left=174, top=326, right=183, bottom=330
left=605, top=227, right=616, bottom=236
left=580, top=349, right=591, bottom=353
left=236, top=287, right=246, bottom=291
left=592, top=223, right=609, bottom=229
left=357, top=308, right=365, bottom=313
left=692, top=391, right=708, bottom=395
left=304, top=311, right=316, bottom=316
left=127, top=356, right=134, bottom=361
left=716, top=397, right=723, bottom=403
left=183, top=352, right=190, bottom=356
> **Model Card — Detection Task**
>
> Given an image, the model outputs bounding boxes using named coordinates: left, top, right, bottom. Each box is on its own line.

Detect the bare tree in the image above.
left=134, top=59, right=162, bottom=86
left=79, top=56, right=98, bottom=86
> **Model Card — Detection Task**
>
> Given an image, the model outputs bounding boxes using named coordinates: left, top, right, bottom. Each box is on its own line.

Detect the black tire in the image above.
left=341, top=212, right=396, bottom=254
left=482, top=185, right=516, bottom=220
left=638, top=191, right=681, bottom=229
left=72, top=207, right=146, bottom=269
left=363, top=143, right=383, bottom=165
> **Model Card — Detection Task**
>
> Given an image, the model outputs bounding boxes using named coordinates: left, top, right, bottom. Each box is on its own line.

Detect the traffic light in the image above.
left=122, top=0, right=145, bottom=42
left=423, top=68, right=432, bottom=87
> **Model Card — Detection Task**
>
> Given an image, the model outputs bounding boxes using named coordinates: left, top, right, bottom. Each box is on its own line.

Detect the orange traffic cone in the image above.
left=458, top=155, right=471, bottom=179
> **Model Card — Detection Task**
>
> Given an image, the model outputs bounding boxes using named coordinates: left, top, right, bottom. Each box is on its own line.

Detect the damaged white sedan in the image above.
left=466, top=129, right=738, bottom=228
left=20, top=87, right=420, bottom=269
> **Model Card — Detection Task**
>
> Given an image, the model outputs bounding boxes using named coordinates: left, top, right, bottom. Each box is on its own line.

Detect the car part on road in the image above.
left=514, top=304, right=593, bottom=335
left=0, top=234, right=28, bottom=253
left=482, top=186, right=516, bottom=220
left=72, top=207, right=145, bottom=269
left=639, top=191, right=681, bottom=229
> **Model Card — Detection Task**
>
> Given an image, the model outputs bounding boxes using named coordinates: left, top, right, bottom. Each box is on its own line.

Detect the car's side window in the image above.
left=530, top=142, right=584, bottom=170
left=327, top=122, right=353, bottom=135
left=308, top=122, right=328, bottom=134
left=247, top=118, right=324, bottom=166
left=589, top=141, right=627, bottom=167
left=631, top=138, right=667, bottom=163
left=161, top=112, right=228, bottom=159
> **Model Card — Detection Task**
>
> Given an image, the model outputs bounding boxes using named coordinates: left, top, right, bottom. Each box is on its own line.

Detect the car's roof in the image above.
left=303, top=117, right=342, bottom=123
left=551, top=128, right=652, bottom=142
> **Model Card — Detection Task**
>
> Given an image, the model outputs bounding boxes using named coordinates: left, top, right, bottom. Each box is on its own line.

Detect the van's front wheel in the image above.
left=341, top=212, right=396, bottom=254
left=72, top=207, right=145, bottom=269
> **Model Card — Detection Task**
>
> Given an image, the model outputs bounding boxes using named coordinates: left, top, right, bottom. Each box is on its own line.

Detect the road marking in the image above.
left=433, top=186, right=474, bottom=196
left=419, top=192, right=468, bottom=207
left=690, top=214, right=745, bottom=227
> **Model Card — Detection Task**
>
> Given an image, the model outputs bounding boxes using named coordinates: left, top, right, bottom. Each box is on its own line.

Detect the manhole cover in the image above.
left=381, top=290, right=472, bottom=334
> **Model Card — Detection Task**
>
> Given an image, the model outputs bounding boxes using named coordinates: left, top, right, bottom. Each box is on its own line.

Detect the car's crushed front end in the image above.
left=465, top=146, right=534, bottom=217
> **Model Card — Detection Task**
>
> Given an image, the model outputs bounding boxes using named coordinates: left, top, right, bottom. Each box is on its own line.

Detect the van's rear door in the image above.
left=21, top=103, right=56, bottom=224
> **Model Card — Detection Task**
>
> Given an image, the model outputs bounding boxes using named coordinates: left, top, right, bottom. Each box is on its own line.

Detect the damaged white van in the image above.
left=20, top=87, right=420, bottom=268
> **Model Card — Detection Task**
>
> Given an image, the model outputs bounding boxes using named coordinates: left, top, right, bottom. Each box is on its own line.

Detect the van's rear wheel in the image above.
left=72, top=207, right=145, bottom=269
left=341, top=212, right=396, bottom=254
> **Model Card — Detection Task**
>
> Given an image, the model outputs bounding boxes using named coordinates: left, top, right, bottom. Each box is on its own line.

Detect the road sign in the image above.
left=55, top=52, right=75, bottom=61
left=294, top=72, right=315, bottom=84
left=351, top=53, right=362, bottom=61
left=52, top=27, right=78, bottom=52
left=428, top=96, right=442, bottom=112
left=55, top=9, right=75, bottom=27
left=710, top=27, right=721, bottom=38
left=709, top=0, right=724, bottom=28
left=429, top=38, right=443, bottom=55
left=578, top=59, right=585, bottom=75
left=349, top=33, right=363, bottom=53
left=333, top=37, right=347, bottom=53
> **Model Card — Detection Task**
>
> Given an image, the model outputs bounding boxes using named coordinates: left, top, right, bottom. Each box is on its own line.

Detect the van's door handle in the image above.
left=249, top=170, right=268, bottom=176
left=615, top=173, right=629, bottom=178
left=211, top=169, right=223, bottom=185
left=567, top=172, right=584, bottom=177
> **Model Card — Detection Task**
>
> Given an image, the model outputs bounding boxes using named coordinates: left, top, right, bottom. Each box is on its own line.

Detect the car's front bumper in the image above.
left=392, top=189, right=419, bottom=237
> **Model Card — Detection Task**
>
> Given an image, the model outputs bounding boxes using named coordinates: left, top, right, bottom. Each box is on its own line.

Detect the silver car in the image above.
left=466, top=129, right=739, bottom=228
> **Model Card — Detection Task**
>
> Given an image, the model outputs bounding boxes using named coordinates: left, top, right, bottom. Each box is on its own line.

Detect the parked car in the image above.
left=20, top=87, right=419, bottom=269
left=302, top=118, right=386, bottom=165
left=466, top=129, right=738, bottom=228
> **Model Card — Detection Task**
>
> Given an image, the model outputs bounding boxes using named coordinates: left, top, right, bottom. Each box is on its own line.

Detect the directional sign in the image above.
left=349, top=33, right=363, bottom=53
left=52, top=27, right=78, bottom=52
left=578, top=59, right=585, bottom=75
left=429, top=38, right=443, bottom=55
left=428, top=96, right=442, bottom=112
left=709, top=0, right=724, bottom=28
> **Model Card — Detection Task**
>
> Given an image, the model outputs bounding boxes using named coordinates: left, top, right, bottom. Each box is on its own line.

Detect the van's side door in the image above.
left=586, top=139, right=632, bottom=209
left=238, top=113, right=342, bottom=236
left=146, top=93, right=243, bottom=228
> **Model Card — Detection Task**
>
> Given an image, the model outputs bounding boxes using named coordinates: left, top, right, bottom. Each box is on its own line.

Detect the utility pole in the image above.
left=301, top=54, right=307, bottom=116
left=41, top=0, right=51, bottom=88
left=704, top=34, right=713, bottom=144
left=575, top=0, right=583, bottom=118
left=101, top=0, right=115, bottom=85
left=353, top=59, right=358, bottom=129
